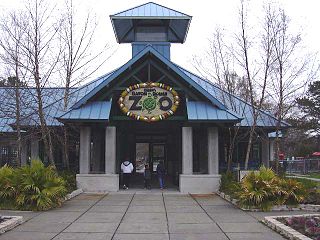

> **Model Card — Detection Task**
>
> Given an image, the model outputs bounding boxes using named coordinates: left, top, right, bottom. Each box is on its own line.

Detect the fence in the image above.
left=280, top=159, right=320, bottom=174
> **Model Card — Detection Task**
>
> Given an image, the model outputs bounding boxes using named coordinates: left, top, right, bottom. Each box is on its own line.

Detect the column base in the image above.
left=76, top=174, right=119, bottom=192
left=179, top=174, right=221, bottom=193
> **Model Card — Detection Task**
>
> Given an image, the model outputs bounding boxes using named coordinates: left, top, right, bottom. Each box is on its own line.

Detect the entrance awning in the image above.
left=57, top=101, right=111, bottom=122
left=186, top=101, right=241, bottom=122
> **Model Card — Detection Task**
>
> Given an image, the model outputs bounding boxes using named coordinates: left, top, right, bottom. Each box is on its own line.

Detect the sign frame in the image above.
left=118, top=82, right=180, bottom=122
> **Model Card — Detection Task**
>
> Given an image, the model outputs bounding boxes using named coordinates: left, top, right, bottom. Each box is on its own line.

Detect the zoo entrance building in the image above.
left=0, top=2, right=289, bottom=193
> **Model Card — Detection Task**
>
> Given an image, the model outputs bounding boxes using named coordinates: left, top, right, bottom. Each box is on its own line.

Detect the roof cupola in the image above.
left=110, top=2, right=192, bottom=59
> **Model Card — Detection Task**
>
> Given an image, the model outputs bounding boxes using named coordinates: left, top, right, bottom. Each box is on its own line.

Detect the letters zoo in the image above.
left=118, top=82, right=180, bottom=122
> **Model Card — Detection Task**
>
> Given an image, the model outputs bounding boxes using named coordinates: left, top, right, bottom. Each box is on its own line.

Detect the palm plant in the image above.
left=278, top=178, right=305, bottom=206
left=0, top=165, right=16, bottom=204
left=14, top=159, right=67, bottom=211
left=237, top=166, right=280, bottom=211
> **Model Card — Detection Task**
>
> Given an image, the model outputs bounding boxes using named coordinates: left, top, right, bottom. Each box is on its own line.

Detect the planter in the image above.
left=217, top=191, right=320, bottom=212
left=264, top=214, right=320, bottom=240
left=0, top=216, right=23, bottom=234
left=64, top=188, right=83, bottom=201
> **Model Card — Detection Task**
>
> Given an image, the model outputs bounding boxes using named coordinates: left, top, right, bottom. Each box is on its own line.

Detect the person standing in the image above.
left=144, top=164, right=151, bottom=190
left=121, top=157, right=134, bottom=189
left=156, top=161, right=165, bottom=190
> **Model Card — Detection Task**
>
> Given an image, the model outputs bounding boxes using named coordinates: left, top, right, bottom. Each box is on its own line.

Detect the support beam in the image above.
left=30, top=139, right=39, bottom=159
left=79, top=127, right=91, bottom=174
left=208, top=127, right=219, bottom=174
left=105, top=126, right=116, bottom=174
left=269, top=139, right=275, bottom=162
left=261, top=137, right=270, bottom=167
left=20, top=140, right=28, bottom=166
left=91, top=129, right=103, bottom=173
left=182, top=127, right=193, bottom=174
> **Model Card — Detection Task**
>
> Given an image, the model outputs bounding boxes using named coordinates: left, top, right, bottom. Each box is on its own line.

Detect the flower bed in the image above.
left=264, top=214, right=320, bottom=240
left=279, top=215, right=320, bottom=239
left=0, top=216, right=23, bottom=234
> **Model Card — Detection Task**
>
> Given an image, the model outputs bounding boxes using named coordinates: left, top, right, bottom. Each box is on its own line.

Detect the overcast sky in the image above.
left=1, top=0, right=319, bottom=82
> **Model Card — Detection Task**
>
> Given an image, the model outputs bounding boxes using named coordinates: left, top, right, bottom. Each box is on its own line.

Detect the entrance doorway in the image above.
left=116, top=123, right=182, bottom=190
left=135, top=143, right=166, bottom=173
left=133, top=142, right=170, bottom=189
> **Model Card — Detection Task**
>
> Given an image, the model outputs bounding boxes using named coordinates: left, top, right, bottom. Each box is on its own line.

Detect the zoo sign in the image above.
left=118, top=82, right=180, bottom=122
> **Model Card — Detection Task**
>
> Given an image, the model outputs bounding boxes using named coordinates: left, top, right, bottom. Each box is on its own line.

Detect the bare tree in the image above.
left=14, top=0, right=63, bottom=166
left=267, top=6, right=319, bottom=172
left=0, top=11, right=28, bottom=165
left=58, top=0, right=111, bottom=169
left=193, top=0, right=278, bottom=170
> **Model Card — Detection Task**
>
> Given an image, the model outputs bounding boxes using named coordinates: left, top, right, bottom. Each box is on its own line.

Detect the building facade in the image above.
left=0, top=3, right=288, bottom=193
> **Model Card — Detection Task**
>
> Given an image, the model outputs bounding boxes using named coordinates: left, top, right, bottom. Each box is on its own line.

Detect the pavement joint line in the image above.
left=111, top=192, right=135, bottom=240
left=162, top=192, right=170, bottom=240
left=189, top=193, right=231, bottom=240
left=49, top=193, right=108, bottom=240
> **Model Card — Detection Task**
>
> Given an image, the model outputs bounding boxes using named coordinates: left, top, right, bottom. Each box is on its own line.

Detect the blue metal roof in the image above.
left=187, top=101, right=241, bottom=122
left=110, top=2, right=191, bottom=43
left=72, top=46, right=226, bottom=111
left=0, top=70, right=115, bottom=132
left=0, top=45, right=290, bottom=131
left=58, top=101, right=111, bottom=121
left=177, top=65, right=291, bottom=128
left=111, top=2, right=191, bottom=18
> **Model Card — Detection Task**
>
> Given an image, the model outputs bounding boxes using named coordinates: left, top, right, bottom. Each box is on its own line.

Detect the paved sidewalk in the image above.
left=0, top=192, right=315, bottom=240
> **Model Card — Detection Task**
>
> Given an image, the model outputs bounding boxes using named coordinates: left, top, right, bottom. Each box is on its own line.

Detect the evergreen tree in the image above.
left=296, top=81, right=320, bottom=135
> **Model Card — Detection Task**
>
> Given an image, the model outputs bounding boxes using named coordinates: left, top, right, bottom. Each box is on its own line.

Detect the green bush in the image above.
left=0, top=165, right=16, bottom=208
left=59, top=171, right=77, bottom=193
left=236, top=166, right=280, bottom=211
left=304, top=189, right=320, bottom=204
left=235, top=166, right=306, bottom=211
left=219, top=171, right=240, bottom=198
left=0, top=159, right=67, bottom=211
left=278, top=179, right=306, bottom=206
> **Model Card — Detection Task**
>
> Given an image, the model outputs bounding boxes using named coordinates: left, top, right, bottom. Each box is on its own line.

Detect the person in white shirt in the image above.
left=121, top=157, right=134, bottom=189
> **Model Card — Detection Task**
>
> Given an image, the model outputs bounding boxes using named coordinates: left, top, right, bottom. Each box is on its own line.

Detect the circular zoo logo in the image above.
left=118, top=82, right=180, bottom=122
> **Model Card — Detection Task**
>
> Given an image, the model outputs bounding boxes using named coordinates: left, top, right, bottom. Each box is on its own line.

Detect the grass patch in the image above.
left=307, top=173, right=320, bottom=179
left=287, top=177, right=320, bottom=189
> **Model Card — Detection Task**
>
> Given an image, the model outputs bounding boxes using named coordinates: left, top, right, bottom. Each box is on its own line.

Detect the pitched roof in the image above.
left=58, top=101, right=111, bottom=121
left=110, top=2, right=192, bottom=43
left=111, top=2, right=191, bottom=19
left=0, top=47, right=289, bottom=132
left=177, top=65, right=290, bottom=128
left=72, top=46, right=226, bottom=110
left=187, top=101, right=241, bottom=122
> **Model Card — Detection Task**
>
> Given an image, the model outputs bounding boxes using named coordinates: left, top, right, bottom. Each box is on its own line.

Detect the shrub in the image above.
left=278, top=178, right=306, bottom=206
left=59, top=170, right=77, bottom=193
left=304, top=189, right=320, bottom=204
left=219, top=171, right=240, bottom=198
left=237, top=166, right=280, bottom=211
left=14, top=160, right=67, bottom=210
left=0, top=165, right=16, bottom=208
left=236, top=166, right=306, bottom=211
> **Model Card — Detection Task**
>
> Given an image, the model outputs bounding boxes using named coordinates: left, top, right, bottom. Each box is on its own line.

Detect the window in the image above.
left=0, top=145, right=18, bottom=167
left=135, top=26, right=167, bottom=42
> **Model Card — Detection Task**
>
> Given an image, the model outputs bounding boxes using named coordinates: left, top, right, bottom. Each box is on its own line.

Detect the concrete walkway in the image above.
left=0, top=192, right=316, bottom=240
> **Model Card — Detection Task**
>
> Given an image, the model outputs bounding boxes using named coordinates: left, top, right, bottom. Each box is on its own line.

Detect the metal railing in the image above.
left=279, top=159, right=320, bottom=174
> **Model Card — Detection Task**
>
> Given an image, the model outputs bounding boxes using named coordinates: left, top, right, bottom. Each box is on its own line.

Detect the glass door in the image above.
left=151, top=144, right=166, bottom=172
left=135, top=143, right=149, bottom=173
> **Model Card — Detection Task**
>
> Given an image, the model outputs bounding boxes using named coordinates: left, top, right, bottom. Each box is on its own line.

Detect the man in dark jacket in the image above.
left=144, top=164, right=151, bottom=189
left=156, top=161, right=165, bottom=190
